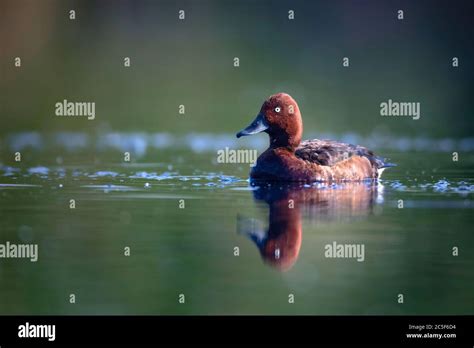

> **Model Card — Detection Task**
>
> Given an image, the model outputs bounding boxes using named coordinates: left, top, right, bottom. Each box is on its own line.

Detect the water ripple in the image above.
left=0, top=165, right=472, bottom=195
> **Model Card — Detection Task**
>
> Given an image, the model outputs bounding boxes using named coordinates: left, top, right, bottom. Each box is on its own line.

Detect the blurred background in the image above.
left=1, top=0, right=473, bottom=139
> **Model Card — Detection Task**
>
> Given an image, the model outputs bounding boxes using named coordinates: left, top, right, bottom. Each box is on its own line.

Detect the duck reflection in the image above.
left=237, top=182, right=382, bottom=271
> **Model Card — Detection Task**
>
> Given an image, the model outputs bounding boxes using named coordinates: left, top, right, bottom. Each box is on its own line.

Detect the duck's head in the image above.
left=236, top=93, right=303, bottom=149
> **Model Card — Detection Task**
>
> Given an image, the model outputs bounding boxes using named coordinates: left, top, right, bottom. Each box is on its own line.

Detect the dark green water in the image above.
left=0, top=148, right=473, bottom=315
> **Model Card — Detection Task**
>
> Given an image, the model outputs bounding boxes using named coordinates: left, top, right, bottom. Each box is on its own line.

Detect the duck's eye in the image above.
left=274, top=107, right=281, bottom=113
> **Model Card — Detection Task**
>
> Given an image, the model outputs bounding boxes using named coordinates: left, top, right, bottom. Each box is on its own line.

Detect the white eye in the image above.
left=274, top=107, right=281, bottom=113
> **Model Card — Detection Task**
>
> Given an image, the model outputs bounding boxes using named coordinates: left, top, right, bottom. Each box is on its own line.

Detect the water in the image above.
left=0, top=139, right=473, bottom=315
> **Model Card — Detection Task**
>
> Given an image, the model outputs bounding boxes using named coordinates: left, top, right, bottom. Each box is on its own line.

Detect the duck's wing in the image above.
left=295, top=139, right=390, bottom=168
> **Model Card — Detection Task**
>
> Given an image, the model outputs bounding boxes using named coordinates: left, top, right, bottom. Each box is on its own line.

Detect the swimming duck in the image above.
left=236, top=93, right=394, bottom=182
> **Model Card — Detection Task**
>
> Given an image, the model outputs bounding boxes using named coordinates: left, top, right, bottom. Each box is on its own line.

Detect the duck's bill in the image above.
left=236, top=113, right=269, bottom=138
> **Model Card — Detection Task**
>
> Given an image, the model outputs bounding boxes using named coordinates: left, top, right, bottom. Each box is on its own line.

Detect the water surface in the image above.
left=0, top=146, right=473, bottom=315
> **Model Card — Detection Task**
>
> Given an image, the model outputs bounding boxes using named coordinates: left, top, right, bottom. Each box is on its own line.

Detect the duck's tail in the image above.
left=376, top=158, right=396, bottom=178
left=380, top=161, right=397, bottom=168
left=373, top=155, right=396, bottom=169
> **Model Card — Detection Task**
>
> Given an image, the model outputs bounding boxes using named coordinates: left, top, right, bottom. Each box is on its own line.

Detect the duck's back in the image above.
left=295, top=139, right=388, bottom=169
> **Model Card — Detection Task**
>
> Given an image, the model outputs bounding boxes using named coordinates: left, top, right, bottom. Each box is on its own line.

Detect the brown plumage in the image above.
left=239, top=182, right=379, bottom=271
left=236, top=93, right=394, bottom=182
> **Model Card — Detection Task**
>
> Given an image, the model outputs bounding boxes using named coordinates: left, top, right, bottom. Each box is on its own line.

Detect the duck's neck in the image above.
left=268, top=133, right=301, bottom=151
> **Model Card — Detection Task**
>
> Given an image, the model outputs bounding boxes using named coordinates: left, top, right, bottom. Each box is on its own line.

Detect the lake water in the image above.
left=0, top=134, right=473, bottom=315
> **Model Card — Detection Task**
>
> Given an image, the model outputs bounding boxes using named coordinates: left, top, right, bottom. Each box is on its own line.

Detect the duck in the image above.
left=236, top=93, right=394, bottom=182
